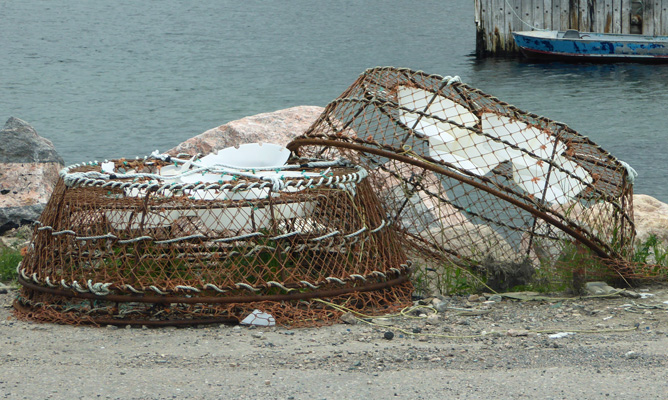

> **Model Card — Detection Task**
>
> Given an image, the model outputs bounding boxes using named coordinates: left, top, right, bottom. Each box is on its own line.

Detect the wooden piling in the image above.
left=475, top=0, right=668, bottom=56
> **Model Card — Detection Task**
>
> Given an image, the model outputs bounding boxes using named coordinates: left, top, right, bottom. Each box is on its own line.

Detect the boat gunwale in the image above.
left=512, top=30, right=668, bottom=44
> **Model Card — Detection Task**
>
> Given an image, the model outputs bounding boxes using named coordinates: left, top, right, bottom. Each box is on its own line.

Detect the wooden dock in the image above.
left=475, top=0, right=668, bottom=56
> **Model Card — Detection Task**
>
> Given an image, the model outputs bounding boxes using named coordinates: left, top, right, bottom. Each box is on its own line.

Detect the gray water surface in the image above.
left=1, top=1, right=667, bottom=201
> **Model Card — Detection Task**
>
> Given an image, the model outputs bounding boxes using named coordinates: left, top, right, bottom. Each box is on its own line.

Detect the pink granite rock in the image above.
left=0, top=117, right=63, bottom=232
left=167, top=106, right=324, bottom=156
left=633, top=194, right=668, bottom=246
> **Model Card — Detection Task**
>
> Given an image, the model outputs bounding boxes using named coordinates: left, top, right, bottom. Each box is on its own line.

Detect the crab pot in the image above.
left=289, top=67, right=637, bottom=291
left=16, top=156, right=412, bottom=326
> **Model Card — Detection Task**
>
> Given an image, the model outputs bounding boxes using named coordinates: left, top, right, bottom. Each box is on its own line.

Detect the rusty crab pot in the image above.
left=16, top=151, right=412, bottom=326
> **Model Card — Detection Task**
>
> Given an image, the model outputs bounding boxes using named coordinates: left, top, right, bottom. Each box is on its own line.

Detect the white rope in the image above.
left=370, top=219, right=389, bottom=233
left=75, top=233, right=117, bottom=241
left=175, top=285, right=201, bottom=293
left=325, top=277, right=346, bottom=285
left=213, top=232, right=264, bottom=243
left=235, top=283, right=260, bottom=292
left=310, top=231, right=340, bottom=241
left=267, top=281, right=293, bottom=292
left=155, top=234, right=206, bottom=244
left=442, top=75, right=461, bottom=85
left=344, top=227, right=367, bottom=238
left=60, top=156, right=368, bottom=199
left=203, top=283, right=228, bottom=293
left=124, top=284, right=144, bottom=294
left=618, top=160, right=638, bottom=185
left=149, top=285, right=168, bottom=295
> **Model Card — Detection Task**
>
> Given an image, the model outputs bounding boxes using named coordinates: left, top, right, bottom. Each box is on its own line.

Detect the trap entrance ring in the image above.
left=288, top=67, right=636, bottom=288
left=16, top=152, right=412, bottom=326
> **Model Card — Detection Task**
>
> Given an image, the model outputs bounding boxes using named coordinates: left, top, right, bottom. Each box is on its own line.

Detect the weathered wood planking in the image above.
left=622, top=0, right=632, bottom=33
left=475, top=0, right=668, bottom=55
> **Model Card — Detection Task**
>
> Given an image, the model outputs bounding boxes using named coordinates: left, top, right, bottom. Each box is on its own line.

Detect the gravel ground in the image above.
left=1, top=285, right=668, bottom=400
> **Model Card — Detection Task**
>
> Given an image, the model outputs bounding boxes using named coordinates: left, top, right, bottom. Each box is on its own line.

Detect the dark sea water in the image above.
left=2, top=1, right=667, bottom=201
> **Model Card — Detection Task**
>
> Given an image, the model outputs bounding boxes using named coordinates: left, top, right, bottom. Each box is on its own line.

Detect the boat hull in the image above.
left=512, top=31, right=668, bottom=63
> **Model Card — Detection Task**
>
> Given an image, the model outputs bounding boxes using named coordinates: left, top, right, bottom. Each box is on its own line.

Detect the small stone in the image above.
left=106, top=325, right=119, bottom=330
left=340, top=312, right=358, bottom=325
left=506, top=329, right=529, bottom=337
left=625, top=351, right=639, bottom=359
left=585, top=281, right=617, bottom=296
left=251, top=332, right=264, bottom=339
left=0, top=283, right=10, bottom=294
left=264, top=380, right=270, bottom=386
left=488, top=294, right=503, bottom=302
left=433, top=301, right=449, bottom=313
left=372, top=318, right=393, bottom=327
left=468, top=294, right=480, bottom=302
left=426, top=314, right=439, bottom=325
left=383, top=331, right=395, bottom=340
left=412, top=327, right=422, bottom=334
left=621, top=290, right=641, bottom=299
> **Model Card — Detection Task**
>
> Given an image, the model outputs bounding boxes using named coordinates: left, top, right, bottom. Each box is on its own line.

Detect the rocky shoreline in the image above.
left=2, top=109, right=667, bottom=254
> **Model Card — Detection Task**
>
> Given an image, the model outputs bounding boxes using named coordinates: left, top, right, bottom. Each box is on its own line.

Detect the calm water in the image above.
left=1, top=1, right=667, bottom=201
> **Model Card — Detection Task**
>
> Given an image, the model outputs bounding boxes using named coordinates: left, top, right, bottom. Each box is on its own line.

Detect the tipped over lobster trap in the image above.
left=15, top=144, right=412, bottom=326
left=288, top=67, right=638, bottom=289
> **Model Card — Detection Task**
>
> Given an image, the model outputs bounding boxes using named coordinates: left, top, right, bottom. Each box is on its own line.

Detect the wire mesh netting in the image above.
left=15, top=149, right=412, bottom=326
left=288, top=67, right=639, bottom=292
left=16, top=66, right=656, bottom=326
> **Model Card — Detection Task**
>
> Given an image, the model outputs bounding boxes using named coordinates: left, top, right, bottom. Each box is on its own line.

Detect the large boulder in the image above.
left=167, top=106, right=324, bottom=156
left=0, top=117, right=63, bottom=233
left=633, top=194, right=668, bottom=246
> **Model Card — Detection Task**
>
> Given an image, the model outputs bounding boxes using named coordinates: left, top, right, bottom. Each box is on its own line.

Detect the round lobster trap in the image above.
left=288, top=67, right=637, bottom=292
left=15, top=145, right=412, bottom=326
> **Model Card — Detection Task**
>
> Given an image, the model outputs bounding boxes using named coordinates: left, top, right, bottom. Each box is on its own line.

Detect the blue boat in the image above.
left=512, top=30, right=668, bottom=62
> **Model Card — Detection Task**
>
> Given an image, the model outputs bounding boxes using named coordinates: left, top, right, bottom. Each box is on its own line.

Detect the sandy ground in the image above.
left=1, top=286, right=668, bottom=400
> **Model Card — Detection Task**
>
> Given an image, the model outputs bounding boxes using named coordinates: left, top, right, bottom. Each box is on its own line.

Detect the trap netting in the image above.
left=288, top=67, right=637, bottom=291
left=15, top=147, right=412, bottom=326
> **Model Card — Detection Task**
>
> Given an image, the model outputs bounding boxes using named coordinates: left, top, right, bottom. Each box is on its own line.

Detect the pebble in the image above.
left=426, top=314, right=439, bottom=325
left=373, top=318, right=393, bottom=327
left=488, top=294, right=503, bottom=302
left=340, top=312, right=358, bottom=325
left=468, top=294, right=481, bottom=302
left=621, top=290, right=641, bottom=299
left=251, top=332, right=264, bottom=339
left=0, top=283, right=11, bottom=294
left=585, top=281, right=618, bottom=296
left=507, top=329, right=530, bottom=337
left=625, top=351, right=639, bottom=359
left=383, top=331, right=395, bottom=340
left=432, top=299, right=449, bottom=313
